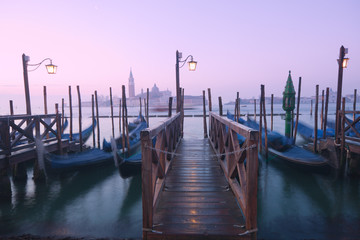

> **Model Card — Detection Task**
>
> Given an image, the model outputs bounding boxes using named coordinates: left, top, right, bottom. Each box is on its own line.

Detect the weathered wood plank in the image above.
left=150, top=138, right=248, bottom=240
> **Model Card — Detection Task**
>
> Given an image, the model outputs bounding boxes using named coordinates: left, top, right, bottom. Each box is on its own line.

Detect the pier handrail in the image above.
left=0, top=114, right=62, bottom=156
left=141, top=112, right=182, bottom=237
left=340, top=110, right=360, bottom=141
left=208, top=112, right=259, bottom=234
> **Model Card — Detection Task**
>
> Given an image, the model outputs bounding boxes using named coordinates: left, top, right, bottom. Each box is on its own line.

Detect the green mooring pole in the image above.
left=282, top=71, right=296, bottom=138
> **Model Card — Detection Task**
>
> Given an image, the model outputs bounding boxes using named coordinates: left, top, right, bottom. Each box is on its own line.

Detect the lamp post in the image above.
left=175, top=50, right=197, bottom=113
left=335, top=46, right=349, bottom=143
left=22, top=53, right=57, bottom=115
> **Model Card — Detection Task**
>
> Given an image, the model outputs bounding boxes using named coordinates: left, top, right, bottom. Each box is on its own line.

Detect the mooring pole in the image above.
left=218, top=96, right=223, bottom=116
left=202, top=90, right=208, bottom=138
left=294, top=77, right=302, bottom=143
left=77, top=86, right=83, bottom=152
left=68, top=86, right=73, bottom=141
left=95, top=90, right=100, bottom=149
left=323, top=88, right=329, bottom=139
left=110, top=87, right=115, bottom=138
left=314, top=85, right=319, bottom=153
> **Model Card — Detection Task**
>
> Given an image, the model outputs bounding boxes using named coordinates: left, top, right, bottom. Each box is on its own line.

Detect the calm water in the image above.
left=1, top=103, right=360, bottom=239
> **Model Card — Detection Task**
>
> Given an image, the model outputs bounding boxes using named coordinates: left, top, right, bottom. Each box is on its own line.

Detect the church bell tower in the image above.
left=128, top=68, right=135, bottom=98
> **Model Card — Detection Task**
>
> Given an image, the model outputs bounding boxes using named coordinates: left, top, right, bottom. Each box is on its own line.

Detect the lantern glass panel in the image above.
left=188, top=61, right=197, bottom=71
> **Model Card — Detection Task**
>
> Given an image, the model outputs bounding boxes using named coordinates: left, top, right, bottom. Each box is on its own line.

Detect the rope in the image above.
left=145, top=143, right=257, bottom=158
left=238, top=228, right=258, bottom=236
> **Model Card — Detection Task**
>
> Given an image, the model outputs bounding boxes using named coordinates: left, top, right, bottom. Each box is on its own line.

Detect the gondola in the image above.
left=46, top=148, right=114, bottom=171
left=62, top=119, right=96, bottom=143
left=117, top=135, right=156, bottom=178
left=102, top=114, right=146, bottom=152
left=295, top=121, right=335, bottom=142
left=118, top=149, right=142, bottom=178
left=227, top=112, right=329, bottom=171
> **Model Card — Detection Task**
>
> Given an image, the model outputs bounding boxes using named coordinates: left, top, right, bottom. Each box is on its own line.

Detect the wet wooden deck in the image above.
left=148, top=138, right=249, bottom=240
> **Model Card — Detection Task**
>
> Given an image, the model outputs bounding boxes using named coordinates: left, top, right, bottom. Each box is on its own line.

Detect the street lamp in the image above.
left=175, top=50, right=197, bottom=112
left=335, top=46, right=349, bottom=143
left=22, top=53, right=57, bottom=115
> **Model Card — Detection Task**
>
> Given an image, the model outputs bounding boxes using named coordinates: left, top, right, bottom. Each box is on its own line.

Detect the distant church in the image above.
left=128, top=68, right=135, bottom=98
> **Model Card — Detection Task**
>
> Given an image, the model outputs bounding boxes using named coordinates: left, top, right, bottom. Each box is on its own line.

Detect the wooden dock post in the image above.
left=168, top=97, right=173, bottom=117
left=121, top=85, right=130, bottom=153
left=203, top=90, right=208, bottom=138
left=321, top=90, right=325, bottom=130
left=323, top=88, right=330, bottom=139
left=0, top=118, right=11, bottom=201
left=55, top=103, right=63, bottom=155
left=234, top=97, right=238, bottom=122
left=43, top=86, right=48, bottom=115
left=340, top=98, right=346, bottom=172
left=68, top=86, right=73, bottom=141
left=9, top=100, right=14, bottom=140
left=218, top=96, right=223, bottom=116
left=92, top=94, right=96, bottom=148
left=254, top=99, right=256, bottom=121
left=335, top=46, right=346, bottom=145
left=236, top=92, right=240, bottom=122
left=259, top=90, right=263, bottom=153
left=271, top=94, right=274, bottom=131
left=261, top=85, right=268, bottom=159
left=181, top=88, right=185, bottom=138
left=119, top=99, right=122, bottom=134
left=61, top=98, right=65, bottom=131
left=314, top=85, right=319, bottom=153
left=146, top=88, right=149, bottom=127
left=208, top=88, right=212, bottom=112
left=77, top=86, right=83, bottom=152
left=294, top=77, right=302, bottom=143
left=238, top=92, right=241, bottom=119
left=95, top=90, right=100, bottom=149
left=124, top=86, right=130, bottom=152
left=43, top=86, right=49, bottom=139
left=310, top=99, right=313, bottom=115
left=9, top=100, right=14, bottom=116
left=121, top=86, right=126, bottom=154
left=139, top=97, right=142, bottom=116
left=10, top=100, right=27, bottom=181
left=354, top=89, right=357, bottom=122
left=110, top=87, right=115, bottom=138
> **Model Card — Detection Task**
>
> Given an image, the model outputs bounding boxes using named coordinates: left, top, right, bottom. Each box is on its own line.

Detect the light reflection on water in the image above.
left=1, top=104, right=359, bottom=239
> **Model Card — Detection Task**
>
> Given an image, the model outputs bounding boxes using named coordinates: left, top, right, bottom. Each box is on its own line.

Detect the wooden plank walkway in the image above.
left=148, top=138, right=249, bottom=239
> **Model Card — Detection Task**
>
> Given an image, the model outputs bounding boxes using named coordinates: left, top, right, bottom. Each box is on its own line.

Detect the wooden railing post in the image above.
left=246, top=130, right=259, bottom=239
left=202, top=90, right=208, bottom=138
left=141, top=129, right=153, bottom=240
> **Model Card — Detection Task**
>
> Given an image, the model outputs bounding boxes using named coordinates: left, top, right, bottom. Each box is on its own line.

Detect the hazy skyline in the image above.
left=1, top=1, right=359, bottom=112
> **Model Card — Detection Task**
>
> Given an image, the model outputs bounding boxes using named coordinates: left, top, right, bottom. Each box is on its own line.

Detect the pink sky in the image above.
left=1, top=0, right=359, bottom=112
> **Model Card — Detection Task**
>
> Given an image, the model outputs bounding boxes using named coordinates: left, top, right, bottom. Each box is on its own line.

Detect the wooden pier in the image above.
left=141, top=112, right=259, bottom=239
left=0, top=114, right=71, bottom=164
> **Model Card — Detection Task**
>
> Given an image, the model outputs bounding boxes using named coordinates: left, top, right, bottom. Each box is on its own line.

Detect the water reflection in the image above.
left=119, top=174, right=141, bottom=216
left=258, top=157, right=360, bottom=239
